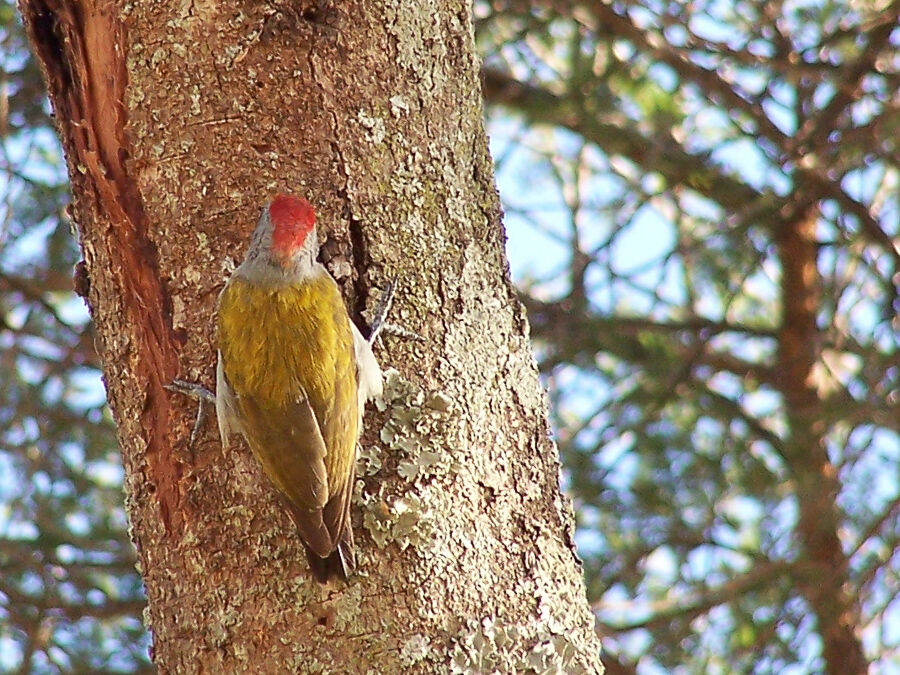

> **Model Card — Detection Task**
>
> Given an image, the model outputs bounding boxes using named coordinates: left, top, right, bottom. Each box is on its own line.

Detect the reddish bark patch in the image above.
left=21, top=0, right=183, bottom=533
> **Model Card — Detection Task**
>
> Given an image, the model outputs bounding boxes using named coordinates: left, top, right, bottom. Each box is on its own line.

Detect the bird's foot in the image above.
left=165, top=379, right=215, bottom=447
left=368, top=279, right=424, bottom=344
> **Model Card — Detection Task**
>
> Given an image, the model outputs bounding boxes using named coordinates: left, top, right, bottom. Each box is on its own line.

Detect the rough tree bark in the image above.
left=19, top=0, right=603, bottom=671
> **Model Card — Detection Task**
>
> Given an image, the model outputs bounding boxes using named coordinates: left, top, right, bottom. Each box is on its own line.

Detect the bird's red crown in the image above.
left=270, top=194, right=316, bottom=257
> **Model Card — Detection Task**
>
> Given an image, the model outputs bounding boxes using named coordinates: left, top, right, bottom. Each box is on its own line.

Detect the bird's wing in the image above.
left=351, top=322, right=383, bottom=412
left=215, top=351, right=241, bottom=448
left=233, top=390, right=334, bottom=557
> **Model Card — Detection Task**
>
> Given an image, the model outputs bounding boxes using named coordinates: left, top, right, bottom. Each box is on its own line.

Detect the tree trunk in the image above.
left=19, top=0, right=604, bottom=671
left=777, top=207, right=867, bottom=675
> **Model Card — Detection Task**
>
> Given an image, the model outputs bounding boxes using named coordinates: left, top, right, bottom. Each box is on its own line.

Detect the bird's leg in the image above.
left=368, top=279, right=424, bottom=345
left=367, top=279, right=394, bottom=345
left=165, top=379, right=216, bottom=447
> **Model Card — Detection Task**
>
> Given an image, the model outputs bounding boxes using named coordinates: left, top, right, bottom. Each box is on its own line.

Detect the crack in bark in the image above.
left=307, top=42, right=372, bottom=329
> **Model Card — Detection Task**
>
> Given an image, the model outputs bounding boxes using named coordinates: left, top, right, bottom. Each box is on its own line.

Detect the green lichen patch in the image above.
left=361, top=492, right=435, bottom=551
left=448, top=617, right=598, bottom=675
left=373, top=368, right=461, bottom=483
left=399, top=634, right=432, bottom=667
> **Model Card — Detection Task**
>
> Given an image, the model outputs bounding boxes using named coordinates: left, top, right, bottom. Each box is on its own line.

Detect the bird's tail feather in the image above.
left=305, top=529, right=355, bottom=583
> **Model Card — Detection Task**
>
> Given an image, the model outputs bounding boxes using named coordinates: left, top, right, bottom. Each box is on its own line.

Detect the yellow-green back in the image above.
left=217, top=273, right=358, bottom=499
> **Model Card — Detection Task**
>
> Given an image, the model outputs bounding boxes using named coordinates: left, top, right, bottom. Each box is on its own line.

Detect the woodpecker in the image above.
left=215, top=194, right=382, bottom=582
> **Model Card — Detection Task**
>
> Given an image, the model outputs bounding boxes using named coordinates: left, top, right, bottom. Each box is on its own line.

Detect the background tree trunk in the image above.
left=20, top=0, right=603, bottom=671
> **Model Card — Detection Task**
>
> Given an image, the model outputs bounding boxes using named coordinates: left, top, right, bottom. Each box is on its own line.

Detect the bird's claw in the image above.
left=166, top=379, right=216, bottom=403
left=165, top=379, right=215, bottom=447
left=381, top=323, right=425, bottom=342
left=367, top=279, right=395, bottom=345
left=367, top=279, right=424, bottom=344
